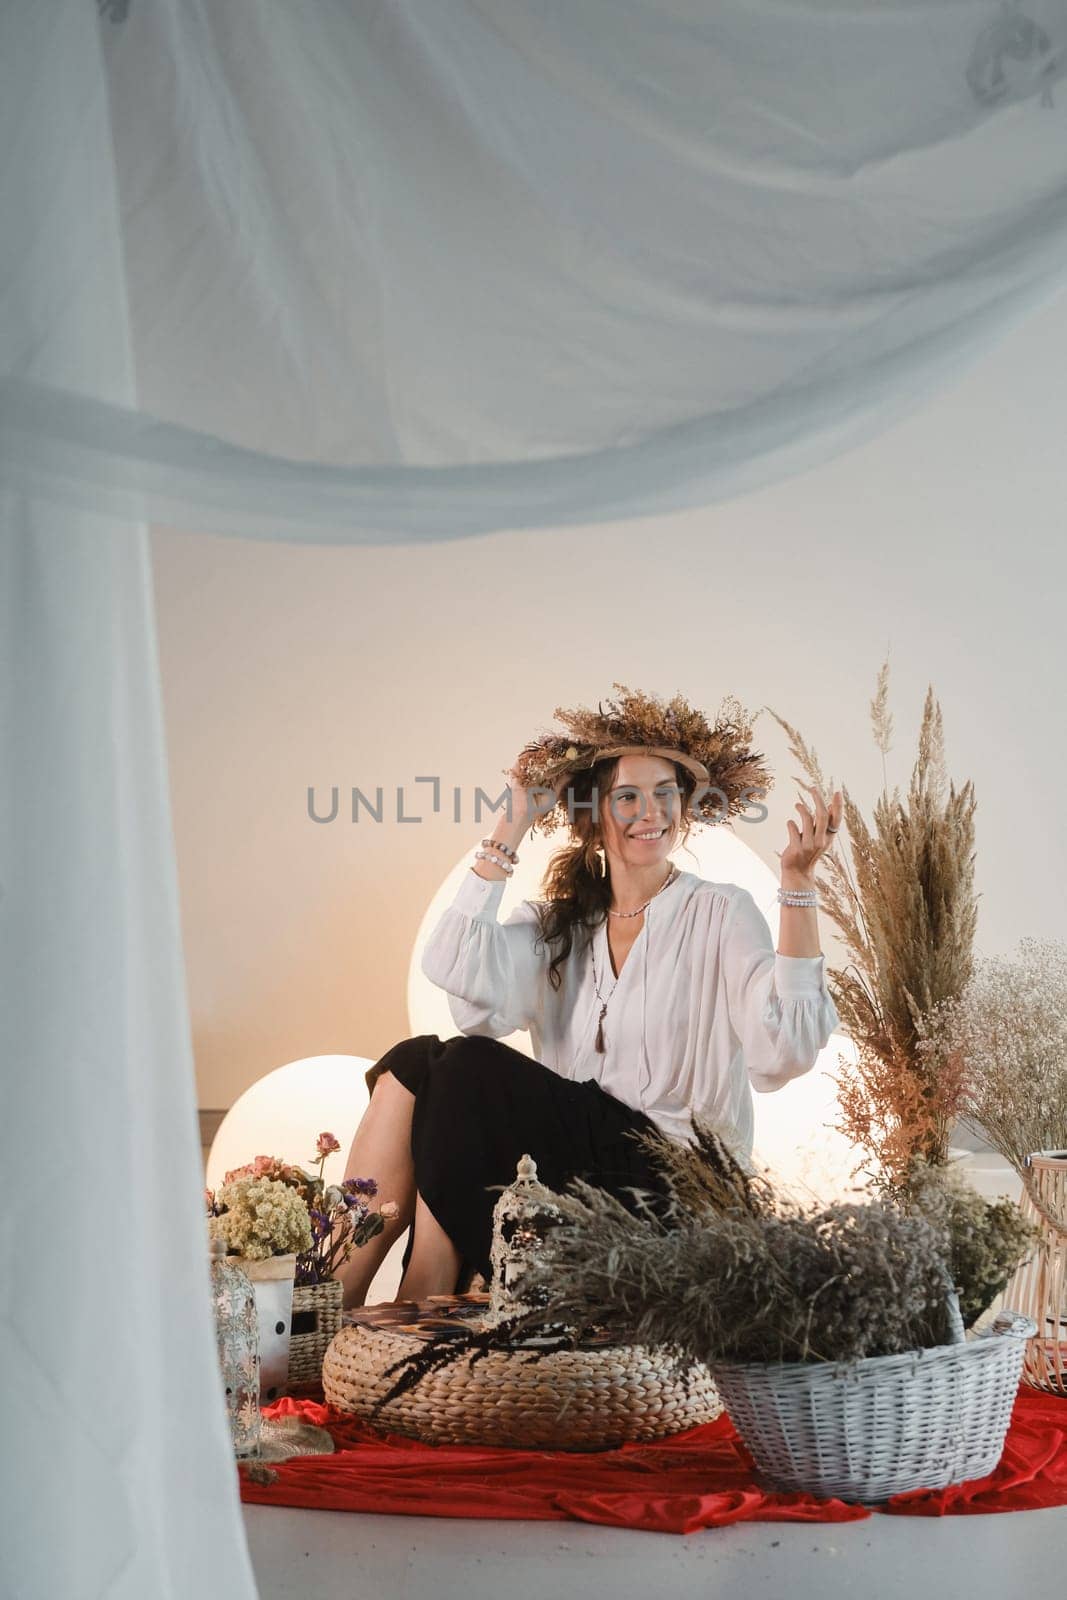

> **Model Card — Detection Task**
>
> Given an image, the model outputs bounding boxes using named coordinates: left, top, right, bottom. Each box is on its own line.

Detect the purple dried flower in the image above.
left=309, top=1208, right=334, bottom=1240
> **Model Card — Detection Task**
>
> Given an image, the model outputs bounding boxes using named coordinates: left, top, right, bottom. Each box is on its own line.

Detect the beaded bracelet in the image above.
left=473, top=849, right=515, bottom=876
left=482, top=839, right=517, bottom=862
left=777, top=887, right=819, bottom=906
left=482, top=837, right=519, bottom=864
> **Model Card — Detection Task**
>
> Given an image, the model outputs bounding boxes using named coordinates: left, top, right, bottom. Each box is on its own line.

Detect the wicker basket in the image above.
left=322, top=1299, right=722, bottom=1450
left=708, top=1309, right=1036, bottom=1504
left=289, top=1281, right=344, bottom=1385
left=1002, top=1150, right=1067, bottom=1395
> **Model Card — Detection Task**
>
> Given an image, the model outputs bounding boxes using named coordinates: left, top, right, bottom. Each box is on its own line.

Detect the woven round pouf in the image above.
left=323, top=1294, right=721, bottom=1451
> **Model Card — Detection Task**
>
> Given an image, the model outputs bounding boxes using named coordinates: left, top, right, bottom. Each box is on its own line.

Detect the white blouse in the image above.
left=419, top=867, right=841, bottom=1154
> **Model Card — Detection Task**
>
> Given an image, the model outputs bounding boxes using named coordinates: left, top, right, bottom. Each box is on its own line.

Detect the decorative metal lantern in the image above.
left=483, top=1154, right=566, bottom=1329
left=210, top=1236, right=262, bottom=1458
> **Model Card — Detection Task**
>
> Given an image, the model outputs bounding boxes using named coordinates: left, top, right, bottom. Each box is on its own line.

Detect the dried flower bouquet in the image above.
left=505, top=1121, right=1034, bottom=1371
left=206, top=1131, right=399, bottom=1286
left=373, top=1119, right=1035, bottom=1409
left=765, top=657, right=978, bottom=1191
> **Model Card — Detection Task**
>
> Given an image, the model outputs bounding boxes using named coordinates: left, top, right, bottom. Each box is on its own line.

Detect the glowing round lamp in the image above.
left=206, top=1053, right=409, bottom=1304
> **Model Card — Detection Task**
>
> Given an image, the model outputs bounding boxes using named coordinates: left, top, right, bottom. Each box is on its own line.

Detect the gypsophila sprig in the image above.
left=916, top=938, right=1067, bottom=1176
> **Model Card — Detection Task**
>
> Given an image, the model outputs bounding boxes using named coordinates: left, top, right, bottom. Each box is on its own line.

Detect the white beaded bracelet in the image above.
left=474, top=849, right=514, bottom=876
left=777, top=888, right=819, bottom=905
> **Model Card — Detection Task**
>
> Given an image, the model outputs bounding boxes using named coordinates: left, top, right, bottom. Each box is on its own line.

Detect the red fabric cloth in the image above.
left=238, top=1388, right=1067, bottom=1536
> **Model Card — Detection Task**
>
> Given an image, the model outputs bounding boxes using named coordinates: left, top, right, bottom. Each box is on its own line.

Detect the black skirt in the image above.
left=366, top=1033, right=676, bottom=1292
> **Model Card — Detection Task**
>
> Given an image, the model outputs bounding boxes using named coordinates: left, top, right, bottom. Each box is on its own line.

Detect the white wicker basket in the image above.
left=709, top=1309, right=1036, bottom=1504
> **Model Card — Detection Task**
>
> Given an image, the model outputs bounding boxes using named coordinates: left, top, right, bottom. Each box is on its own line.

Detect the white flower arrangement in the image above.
left=207, top=1175, right=313, bottom=1261
left=205, top=1134, right=400, bottom=1283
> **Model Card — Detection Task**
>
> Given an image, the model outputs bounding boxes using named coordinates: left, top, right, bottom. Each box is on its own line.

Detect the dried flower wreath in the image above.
left=507, top=681, right=774, bottom=837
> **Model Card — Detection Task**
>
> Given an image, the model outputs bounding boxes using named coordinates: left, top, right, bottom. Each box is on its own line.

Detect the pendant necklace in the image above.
left=590, top=865, right=679, bottom=1054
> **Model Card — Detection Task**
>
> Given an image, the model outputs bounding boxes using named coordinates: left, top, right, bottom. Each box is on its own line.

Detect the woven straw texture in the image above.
left=1003, top=1151, right=1067, bottom=1395
left=289, top=1281, right=343, bottom=1385
left=322, top=1321, right=722, bottom=1450
left=709, top=1312, right=1035, bottom=1503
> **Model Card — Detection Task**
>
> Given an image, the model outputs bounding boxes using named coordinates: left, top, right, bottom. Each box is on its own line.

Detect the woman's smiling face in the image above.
left=597, top=753, right=682, bottom=866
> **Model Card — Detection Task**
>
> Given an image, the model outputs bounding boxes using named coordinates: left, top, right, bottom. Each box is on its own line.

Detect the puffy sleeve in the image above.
left=720, top=887, right=840, bottom=1093
left=419, top=869, right=548, bottom=1039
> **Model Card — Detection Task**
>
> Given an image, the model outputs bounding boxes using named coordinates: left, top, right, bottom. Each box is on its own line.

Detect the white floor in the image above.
left=244, top=1499, right=1067, bottom=1600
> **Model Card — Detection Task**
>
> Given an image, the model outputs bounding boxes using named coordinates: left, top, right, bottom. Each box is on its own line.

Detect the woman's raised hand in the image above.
left=777, top=782, right=843, bottom=883
left=504, top=759, right=570, bottom=831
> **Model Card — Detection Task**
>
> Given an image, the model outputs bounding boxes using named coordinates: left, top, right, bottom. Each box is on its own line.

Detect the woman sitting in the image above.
left=336, top=685, right=841, bottom=1309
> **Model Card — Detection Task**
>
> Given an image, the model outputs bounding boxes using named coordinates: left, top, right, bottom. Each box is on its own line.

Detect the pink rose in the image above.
left=379, top=1200, right=400, bottom=1220
left=316, top=1132, right=341, bottom=1157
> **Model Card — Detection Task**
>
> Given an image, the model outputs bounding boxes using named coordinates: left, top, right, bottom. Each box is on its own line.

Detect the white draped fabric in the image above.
left=5, top=0, right=1067, bottom=1591
left=1, top=5, right=258, bottom=1597
left=5, top=0, right=1067, bottom=539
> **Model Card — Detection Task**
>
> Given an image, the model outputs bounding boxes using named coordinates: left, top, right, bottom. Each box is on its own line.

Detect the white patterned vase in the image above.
left=209, top=1237, right=261, bottom=1458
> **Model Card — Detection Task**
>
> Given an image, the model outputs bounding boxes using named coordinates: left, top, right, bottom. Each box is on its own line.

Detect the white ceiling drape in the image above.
left=5, top=1, right=1067, bottom=1592
left=5, top=0, right=1067, bottom=540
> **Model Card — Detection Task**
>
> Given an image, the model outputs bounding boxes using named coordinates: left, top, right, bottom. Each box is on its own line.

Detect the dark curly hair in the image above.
left=532, top=754, right=702, bottom=991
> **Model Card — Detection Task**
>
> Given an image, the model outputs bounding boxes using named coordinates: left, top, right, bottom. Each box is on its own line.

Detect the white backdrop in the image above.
left=6, top=1, right=1067, bottom=1593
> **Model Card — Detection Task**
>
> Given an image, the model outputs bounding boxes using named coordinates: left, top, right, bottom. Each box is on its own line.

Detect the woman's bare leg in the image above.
left=336, top=1070, right=418, bottom=1310
left=396, top=1189, right=464, bottom=1301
